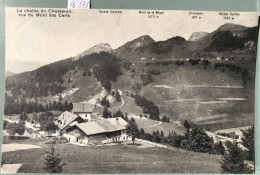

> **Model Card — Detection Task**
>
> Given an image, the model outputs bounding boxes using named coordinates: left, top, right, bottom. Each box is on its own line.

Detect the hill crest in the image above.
left=74, top=43, right=112, bottom=60
left=115, top=35, right=155, bottom=55
left=188, top=32, right=209, bottom=41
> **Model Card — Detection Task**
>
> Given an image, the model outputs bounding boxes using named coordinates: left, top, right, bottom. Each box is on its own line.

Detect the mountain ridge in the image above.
left=5, top=23, right=258, bottom=99
left=74, top=43, right=112, bottom=60
left=115, top=35, right=155, bottom=56
left=188, top=32, right=209, bottom=41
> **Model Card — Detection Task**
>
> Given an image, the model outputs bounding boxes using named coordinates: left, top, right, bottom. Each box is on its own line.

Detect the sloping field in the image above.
left=215, top=126, right=252, bottom=135
left=137, top=61, right=255, bottom=131
left=194, top=113, right=254, bottom=131
left=109, top=95, right=144, bottom=116
left=192, top=114, right=229, bottom=123
left=135, top=118, right=186, bottom=136
left=2, top=141, right=221, bottom=173
left=63, top=73, right=103, bottom=103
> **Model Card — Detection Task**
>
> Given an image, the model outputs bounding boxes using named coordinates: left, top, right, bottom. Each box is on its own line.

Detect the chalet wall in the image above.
left=74, top=112, right=92, bottom=121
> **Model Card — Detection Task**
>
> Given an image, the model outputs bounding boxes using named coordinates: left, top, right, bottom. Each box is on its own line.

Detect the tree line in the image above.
left=5, top=111, right=59, bottom=139
left=102, top=108, right=129, bottom=121
left=137, top=120, right=225, bottom=155
left=5, top=120, right=26, bottom=137
left=4, top=93, right=73, bottom=115
left=133, top=94, right=160, bottom=121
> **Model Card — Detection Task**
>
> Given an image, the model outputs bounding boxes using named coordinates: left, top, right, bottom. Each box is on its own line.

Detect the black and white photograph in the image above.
left=1, top=8, right=258, bottom=173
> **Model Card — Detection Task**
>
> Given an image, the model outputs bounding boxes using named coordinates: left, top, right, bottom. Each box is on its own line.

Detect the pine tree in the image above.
left=126, top=118, right=139, bottom=144
left=124, top=114, right=129, bottom=122
left=16, top=120, right=26, bottom=137
left=161, top=130, right=164, bottom=137
left=241, top=126, right=254, bottom=161
left=217, top=141, right=225, bottom=155
left=19, top=112, right=28, bottom=121
left=38, top=104, right=45, bottom=112
left=57, top=101, right=63, bottom=111
left=115, top=90, right=121, bottom=102
left=53, top=101, right=57, bottom=110
left=59, top=95, right=63, bottom=101
left=221, top=142, right=253, bottom=174
left=45, top=104, right=49, bottom=111
left=64, top=101, right=69, bottom=111
left=162, top=116, right=170, bottom=123
left=49, top=101, right=53, bottom=111
left=102, top=107, right=112, bottom=118
left=111, top=91, right=115, bottom=97
left=68, top=102, right=73, bottom=111
left=113, top=110, right=124, bottom=118
left=44, top=121, right=58, bottom=135
left=183, top=120, right=190, bottom=132
left=101, top=97, right=110, bottom=107
left=43, top=145, right=66, bottom=173
left=7, top=123, right=17, bottom=136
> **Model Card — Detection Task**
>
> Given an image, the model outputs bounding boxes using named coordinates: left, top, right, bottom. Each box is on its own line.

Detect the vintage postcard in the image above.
left=1, top=8, right=258, bottom=173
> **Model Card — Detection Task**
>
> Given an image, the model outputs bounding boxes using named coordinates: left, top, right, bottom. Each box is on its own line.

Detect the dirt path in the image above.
left=143, top=121, right=162, bottom=128
left=165, top=99, right=198, bottom=102
left=185, top=85, right=244, bottom=88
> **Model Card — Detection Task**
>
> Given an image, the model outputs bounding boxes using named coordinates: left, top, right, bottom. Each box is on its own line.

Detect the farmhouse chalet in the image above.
left=63, top=117, right=129, bottom=144
left=56, top=110, right=129, bottom=144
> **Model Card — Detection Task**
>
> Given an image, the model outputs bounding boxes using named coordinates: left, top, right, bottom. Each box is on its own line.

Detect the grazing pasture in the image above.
left=134, top=118, right=186, bottom=136
left=1, top=137, right=221, bottom=173
left=136, top=60, right=254, bottom=131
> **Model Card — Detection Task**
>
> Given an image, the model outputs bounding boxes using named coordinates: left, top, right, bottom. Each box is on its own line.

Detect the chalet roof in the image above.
left=72, top=102, right=94, bottom=113
left=57, top=111, right=84, bottom=129
left=76, top=117, right=128, bottom=136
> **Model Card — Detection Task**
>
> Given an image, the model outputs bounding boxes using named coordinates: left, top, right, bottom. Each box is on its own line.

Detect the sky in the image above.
left=6, top=8, right=259, bottom=64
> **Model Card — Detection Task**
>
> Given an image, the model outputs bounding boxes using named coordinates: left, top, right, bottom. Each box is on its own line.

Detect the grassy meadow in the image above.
left=134, top=118, right=186, bottom=136
left=2, top=137, right=222, bottom=173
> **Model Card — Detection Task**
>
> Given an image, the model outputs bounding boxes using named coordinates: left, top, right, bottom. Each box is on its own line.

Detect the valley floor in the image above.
left=1, top=137, right=222, bottom=173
